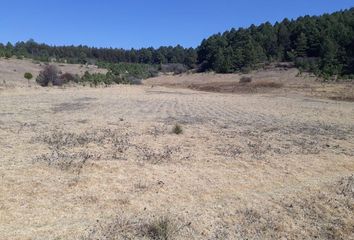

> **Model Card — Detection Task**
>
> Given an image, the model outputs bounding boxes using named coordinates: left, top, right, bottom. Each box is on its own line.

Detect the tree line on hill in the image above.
left=0, top=41, right=197, bottom=68
left=0, top=8, right=353, bottom=79
left=197, top=8, right=354, bottom=78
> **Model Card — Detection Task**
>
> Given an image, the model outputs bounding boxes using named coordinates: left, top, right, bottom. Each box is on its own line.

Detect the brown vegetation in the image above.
left=0, top=62, right=354, bottom=239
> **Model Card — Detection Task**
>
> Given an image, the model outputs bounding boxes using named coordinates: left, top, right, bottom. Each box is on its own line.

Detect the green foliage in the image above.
left=0, top=40, right=197, bottom=67
left=80, top=71, right=114, bottom=86
left=24, top=72, right=33, bottom=80
left=172, top=124, right=183, bottom=135
left=295, top=33, right=308, bottom=57
left=96, top=62, right=158, bottom=85
left=197, top=8, right=354, bottom=78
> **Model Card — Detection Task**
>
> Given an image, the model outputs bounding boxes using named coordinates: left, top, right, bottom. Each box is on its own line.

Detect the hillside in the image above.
left=0, top=58, right=106, bottom=88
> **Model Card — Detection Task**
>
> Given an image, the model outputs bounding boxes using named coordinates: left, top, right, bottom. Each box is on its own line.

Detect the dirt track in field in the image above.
left=1, top=77, right=354, bottom=239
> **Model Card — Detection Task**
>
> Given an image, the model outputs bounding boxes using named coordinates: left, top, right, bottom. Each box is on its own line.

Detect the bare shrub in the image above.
left=239, top=76, right=252, bottom=83
left=36, top=65, right=59, bottom=86
left=160, top=64, right=188, bottom=75
left=127, top=76, right=142, bottom=85
left=34, top=149, right=94, bottom=174
left=135, top=145, right=179, bottom=164
left=34, top=128, right=131, bottom=169
left=39, top=128, right=129, bottom=151
left=336, top=175, right=354, bottom=198
left=60, top=72, right=79, bottom=84
left=253, top=81, right=283, bottom=88
left=143, top=217, right=174, bottom=240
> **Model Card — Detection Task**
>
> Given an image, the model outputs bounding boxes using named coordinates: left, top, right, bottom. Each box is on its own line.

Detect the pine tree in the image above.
left=295, top=33, right=308, bottom=57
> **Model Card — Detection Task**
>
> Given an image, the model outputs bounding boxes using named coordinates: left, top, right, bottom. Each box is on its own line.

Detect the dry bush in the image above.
left=39, top=128, right=129, bottom=150
left=60, top=72, right=80, bottom=84
left=239, top=76, right=252, bottom=83
left=148, top=125, right=168, bottom=137
left=34, top=150, right=94, bottom=174
left=134, top=145, right=180, bottom=164
left=336, top=175, right=354, bottom=198
left=216, top=144, right=243, bottom=158
left=36, top=65, right=60, bottom=86
left=253, top=81, right=283, bottom=88
left=83, top=214, right=192, bottom=240
left=33, top=128, right=131, bottom=172
left=160, top=64, right=188, bottom=75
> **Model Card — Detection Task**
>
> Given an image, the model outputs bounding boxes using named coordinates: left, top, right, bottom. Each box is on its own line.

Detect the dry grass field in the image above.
left=145, top=68, right=354, bottom=102
left=1, top=60, right=354, bottom=239
left=0, top=58, right=106, bottom=88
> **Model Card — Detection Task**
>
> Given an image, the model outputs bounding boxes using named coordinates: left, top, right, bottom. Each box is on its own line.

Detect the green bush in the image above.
left=97, top=62, right=158, bottom=82
left=172, top=124, right=183, bottom=135
left=24, top=72, right=33, bottom=80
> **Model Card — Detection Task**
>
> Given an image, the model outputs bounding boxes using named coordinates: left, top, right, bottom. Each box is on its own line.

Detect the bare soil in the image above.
left=0, top=60, right=354, bottom=239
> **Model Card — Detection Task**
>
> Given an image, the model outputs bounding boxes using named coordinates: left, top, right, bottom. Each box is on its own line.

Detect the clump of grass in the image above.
left=145, top=217, right=171, bottom=240
left=84, top=214, right=191, bottom=240
left=172, top=124, right=183, bottom=135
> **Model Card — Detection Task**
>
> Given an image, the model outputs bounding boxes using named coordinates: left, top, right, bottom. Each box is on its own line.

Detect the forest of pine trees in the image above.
left=197, top=8, right=354, bottom=78
left=0, top=41, right=198, bottom=68
left=0, top=8, right=353, bottom=78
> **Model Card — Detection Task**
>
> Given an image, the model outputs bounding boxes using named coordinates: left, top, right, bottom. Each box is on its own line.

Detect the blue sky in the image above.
left=0, top=0, right=353, bottom=49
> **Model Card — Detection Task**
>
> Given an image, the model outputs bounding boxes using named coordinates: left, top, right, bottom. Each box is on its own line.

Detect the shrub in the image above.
left=160, top=63, right=188, bottom=75
left=172, top=124, right=183, bottom=135
left=145, top=217, right=171, bottom=240
left=127, top=76, right=142, bottom=85
left=97, top=62, right=158, bottom=81
left=60, top=72, right=79, bottom=84
left=253, top=81, right=283, bottom=88
left=36, top=65, right=59, bottom=86
left=24, top=72, right=33, bottom=80
left=239, top=76, right=252, bottom=83
left=80, top=71, right=112, bottom=86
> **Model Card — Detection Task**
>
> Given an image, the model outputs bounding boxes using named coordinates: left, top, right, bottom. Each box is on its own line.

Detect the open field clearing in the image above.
left=145, top=68, right=354, bottom=102
left=1, top=82, right=354, bottom=239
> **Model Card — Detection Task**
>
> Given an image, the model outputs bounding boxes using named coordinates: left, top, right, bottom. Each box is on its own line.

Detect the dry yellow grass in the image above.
left=0, top=61, right=354, bottom=239
left=145, top=69, right=354, bottom=101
